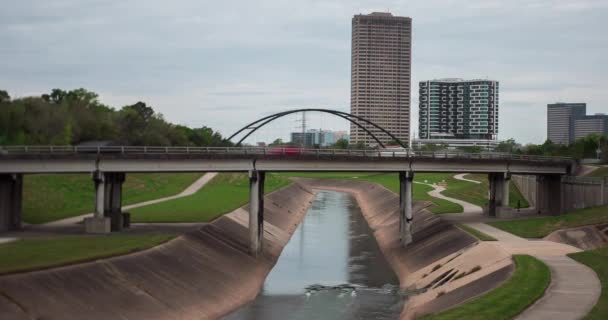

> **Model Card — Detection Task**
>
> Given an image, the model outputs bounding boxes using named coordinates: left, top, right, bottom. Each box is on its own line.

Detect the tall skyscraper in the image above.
left=350, top=12, right=412, bottom=147
left=418, top=79, right=499, bottom=140
left=547, top=103, right=586, bottom=145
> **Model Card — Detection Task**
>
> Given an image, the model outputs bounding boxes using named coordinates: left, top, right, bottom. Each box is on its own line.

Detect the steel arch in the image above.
left=227, top=108, right=407, bottom=148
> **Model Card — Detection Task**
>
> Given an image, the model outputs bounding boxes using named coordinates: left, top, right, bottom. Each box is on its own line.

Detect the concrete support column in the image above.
left=105, top=172, right=127, bottom=231
left=0, top=174, right=23, bottom=232
left=249, top=170, right=265, bottom=257
left=536, top=174, right=564, bottom=215
left=85, top=171, right=111, bottom=233
left=487, top=172, right=509, bottom=216
left=502, top=173, right=511, bottom=207
left=399, top=171, right=414, bottom=246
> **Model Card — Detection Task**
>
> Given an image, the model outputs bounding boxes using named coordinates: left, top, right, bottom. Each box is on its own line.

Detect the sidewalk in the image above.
left=415, top=181, right=484, bottom=215
left=464, top=223, right=601, bottom=320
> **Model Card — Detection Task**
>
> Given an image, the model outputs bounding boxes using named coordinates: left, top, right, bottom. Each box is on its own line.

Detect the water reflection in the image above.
left=224, top=190, right=403, bottom=320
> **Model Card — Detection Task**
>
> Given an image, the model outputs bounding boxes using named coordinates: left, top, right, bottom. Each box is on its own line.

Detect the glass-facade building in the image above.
left=418, top=79, right=499, bottom=140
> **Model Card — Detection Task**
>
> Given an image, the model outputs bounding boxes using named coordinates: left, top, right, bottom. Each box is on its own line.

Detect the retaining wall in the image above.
left=513, top=175, right=607, bottom=212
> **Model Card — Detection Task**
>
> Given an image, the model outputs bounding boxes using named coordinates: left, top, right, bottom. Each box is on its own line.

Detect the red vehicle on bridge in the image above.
left=267, top=144, right=304, bottom=156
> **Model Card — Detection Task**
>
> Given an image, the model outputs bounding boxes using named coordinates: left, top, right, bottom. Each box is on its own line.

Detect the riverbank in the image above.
left=0, top=182, right=315, bottom=320
left=294, top=178, right=515, bottom=319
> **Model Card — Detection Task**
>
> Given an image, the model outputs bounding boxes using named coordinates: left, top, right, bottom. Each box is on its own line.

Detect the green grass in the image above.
left=129, top=173, right=292, bottom=222
left=442, top=174, right=529, bottom=209
left=586, top=166, right=608, bottom=178
left=489, top=205, right=608, bottom=238
left=22, top=173, right=202, bottom=224
left=0, top=234, right=175, bottom=275
left=422, top=255, right=550, bottom=320
left=569, top=246, right=608, bottom=320
left=280, top=172, right=463, bottom=214
left=457, top=224, right=497, bottom=241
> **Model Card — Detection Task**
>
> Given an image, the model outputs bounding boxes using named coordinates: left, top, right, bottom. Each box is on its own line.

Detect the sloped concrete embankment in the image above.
left=544, top=224, right=608, bottom=250
left=296, top=178, right=514, bottom=319
left=0, top=182, right=316, bottom=320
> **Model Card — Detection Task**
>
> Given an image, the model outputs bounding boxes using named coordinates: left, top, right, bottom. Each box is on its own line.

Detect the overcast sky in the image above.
left=1, top=0, right=607, bottom=144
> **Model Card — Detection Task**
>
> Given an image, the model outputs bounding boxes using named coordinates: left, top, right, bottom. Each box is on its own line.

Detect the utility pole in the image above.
left=296, top=111, right=307, bottom=146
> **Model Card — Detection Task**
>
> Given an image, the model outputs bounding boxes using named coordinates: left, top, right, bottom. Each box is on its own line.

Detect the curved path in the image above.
left=43, top=172, right=218, bottom=226
left=415, top=181, right=483, bottom=215
left=464, top=223, right=601, bottom=320
left=453, top=173, right=482, bottom=184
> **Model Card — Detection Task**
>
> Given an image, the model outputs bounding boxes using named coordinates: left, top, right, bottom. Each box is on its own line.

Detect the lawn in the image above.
left=442, top=174, right=529, bottom=209
left=422, top=255, right=550, bottom=320
left=489, top=205, right=608, bottom=238
left=129, top=173, right=292, bottom=222
left=569, top=246, right=608, bottom=320
left=0, top=234, right=175, bottom=275
left=457, top=224, right=497, bottom=241
left=586, top=166, right=608, bottom=178
left=280, top=172, right=463, bottom=214
left=22, top=173, right=202, bottom=224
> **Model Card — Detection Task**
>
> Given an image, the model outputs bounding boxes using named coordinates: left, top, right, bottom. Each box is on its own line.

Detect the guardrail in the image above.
left=0, top=146, right=573, bottom=163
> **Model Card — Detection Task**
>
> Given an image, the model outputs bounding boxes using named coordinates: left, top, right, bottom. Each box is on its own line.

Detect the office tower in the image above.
left=350, top=12, right=412, bottom=147
left=418, top=79, right=499, bottom=141
left=547, top=103, right=587, bottom=145
left=574, top=114, right=608, bottom=141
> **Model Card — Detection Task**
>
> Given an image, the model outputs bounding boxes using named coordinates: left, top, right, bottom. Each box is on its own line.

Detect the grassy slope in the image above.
left=280, top=172, right=463, bottom=214
left=442, top=174, right=529, bottom=209
left=586, top=166, right=608, bottom=177
left=457, top=224, right=497, bottom=241
left=129, top=173, right=292, bottom=223
left=489, top=205, right=608, bottom=238
left=568, top=246, right=608, bottom=320
left=0, top=234, right=175, bottom=275
left=23, top=173, right=202, bottom=224
left=422, top=255, right=550, bottom=320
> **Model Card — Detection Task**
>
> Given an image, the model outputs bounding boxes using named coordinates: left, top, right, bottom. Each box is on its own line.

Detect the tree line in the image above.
left=0, top=89, right=231, bottom=146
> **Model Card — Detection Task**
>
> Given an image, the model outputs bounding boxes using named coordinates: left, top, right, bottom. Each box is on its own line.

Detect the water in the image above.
left=224, top=190, right=404, bottom=320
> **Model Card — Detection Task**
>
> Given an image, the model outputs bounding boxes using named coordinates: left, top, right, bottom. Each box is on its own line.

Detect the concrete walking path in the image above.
left=415, top=181, right=484, bottom=215
left=464, top=223, right=601, bottom=320
left=453, top=173, right=482, bottom=184
left=43, top=172, right=218, bottom=226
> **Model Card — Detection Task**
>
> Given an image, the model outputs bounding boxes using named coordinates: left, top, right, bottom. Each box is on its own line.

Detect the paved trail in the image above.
left=464, top=223, right=601, bottom=320
left=453, top=173, right=482, bottom=184
left=43, top=172, right=218, bottom=226
left=415, top=180, right=483, bottom=215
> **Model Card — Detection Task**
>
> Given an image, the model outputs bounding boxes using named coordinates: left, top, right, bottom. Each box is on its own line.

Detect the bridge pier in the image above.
left=486, top=172, right=510, bottom=217
left=536, top=175, right=564, bottom=215
left=249, top=170, right=265, bottom=257
left=399, top=171, right=414, bottom=246
left=0, top=174, right=23, bottom=232
left=85, top=172, right=129, bottom=233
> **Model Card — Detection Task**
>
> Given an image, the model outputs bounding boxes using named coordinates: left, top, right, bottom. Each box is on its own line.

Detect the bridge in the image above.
left=0, top=145, right=575, bottom=256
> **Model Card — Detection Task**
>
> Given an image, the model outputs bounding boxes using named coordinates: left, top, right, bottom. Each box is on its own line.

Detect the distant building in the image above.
left=418, top=79, right=499, bottom=141
left=350, top=12, right=412, bottom=147
left=547, top=103, right=587, bottom=145
left=574, top=114, right=608, bottom=141
left=547, top=103, right=607, bottom=144
left=290, top=129, right=344, bottom=147
left=413, top=138, right=500, bottom=150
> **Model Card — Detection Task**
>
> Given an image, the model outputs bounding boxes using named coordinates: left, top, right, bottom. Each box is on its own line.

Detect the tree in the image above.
left=334, top=138, right=349, bottom=149
left=0, top=90, right=10, bottom=103
left=496, top=138, right=517, bottom=153
left=270, top=138, right=284, bottom=146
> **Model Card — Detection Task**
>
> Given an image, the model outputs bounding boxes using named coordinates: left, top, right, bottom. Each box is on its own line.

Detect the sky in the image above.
left=1, top=0, right=607, bottom=144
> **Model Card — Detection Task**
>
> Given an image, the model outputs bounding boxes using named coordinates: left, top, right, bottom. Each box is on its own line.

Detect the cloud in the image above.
left=1, top=0, right=607, bottom=144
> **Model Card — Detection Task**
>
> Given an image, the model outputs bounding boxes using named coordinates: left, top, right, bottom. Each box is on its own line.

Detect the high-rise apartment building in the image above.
left=418, top=79, right=499, bottom=140
left=547, top=103, right=587, bottom=145
left=350, top=12, right=412, bottom=146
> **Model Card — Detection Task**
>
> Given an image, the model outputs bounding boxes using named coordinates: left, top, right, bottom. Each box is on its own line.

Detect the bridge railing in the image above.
left=0, top=146, right=573, bottom=163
